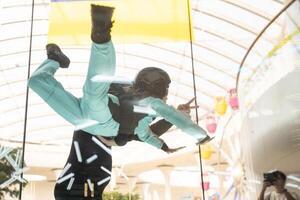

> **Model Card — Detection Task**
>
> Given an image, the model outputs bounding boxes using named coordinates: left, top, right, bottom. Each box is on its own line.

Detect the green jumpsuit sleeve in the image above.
left=138, top=97, right=208, bottom=141
left=134, top=116, right=164, bottom=149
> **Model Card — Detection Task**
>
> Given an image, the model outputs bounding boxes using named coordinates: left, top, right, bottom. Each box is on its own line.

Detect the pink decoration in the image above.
left=203, top=182, right=210, bottom=191
left=206, top=115, right=217, bottom=134
left=229, top=88, right=239, bottom=110
left=201, top=173, right=210, bottom=191
left=206, top=123, right=217, bottom=134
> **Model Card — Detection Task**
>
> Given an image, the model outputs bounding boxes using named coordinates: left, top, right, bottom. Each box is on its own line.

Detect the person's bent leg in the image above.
left=28, top=59, right=84, bottom=126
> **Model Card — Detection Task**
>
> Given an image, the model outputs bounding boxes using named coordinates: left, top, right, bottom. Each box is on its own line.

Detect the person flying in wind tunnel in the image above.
left=103, top=80, right=202, bottom=153
left=28, top=4, right=211, bottom=153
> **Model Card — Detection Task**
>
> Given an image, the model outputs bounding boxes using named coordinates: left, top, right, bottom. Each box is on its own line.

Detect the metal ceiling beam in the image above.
left=0, top=35, right=236, bottom=81
left=143, top=43, right=236, bottom=78
left=193, top=8, right=258, bottom=35
left=193, top=9, right=276, bottom=45
left=122, top=51, right=228, bottom=91
left=2, top=2, right=47, bottom=9
left=193, top=43, right=241, bottom=64
left=194, top=27, right=248, bottom=50
left=194, top=26, right=264, bottom=58
left=271, top=0, right=284, bottom=4
left=221, top=0, right=282, bottom=23
left=1, top=19, right=47, bottom=26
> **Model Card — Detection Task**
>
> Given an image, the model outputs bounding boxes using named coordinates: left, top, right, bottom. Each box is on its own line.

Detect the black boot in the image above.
left=46, top=43, right=70, bottom=68
left=196, top=136, right=214, bottom=145
left=91, top=4, right=114, bottom=44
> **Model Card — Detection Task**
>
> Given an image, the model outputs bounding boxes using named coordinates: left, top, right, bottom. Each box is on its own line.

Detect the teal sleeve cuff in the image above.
left=134, top=116, right=164, bottom=149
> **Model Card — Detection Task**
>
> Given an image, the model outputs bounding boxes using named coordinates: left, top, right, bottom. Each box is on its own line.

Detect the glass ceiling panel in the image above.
left=193, top=12, right=256, bottom=44
left=1, top=7, right=32, bottom=23
left=188, top=61, right=235, bottom=81
left=130, top=43, right=237, bottom=79
left=196, top=27, right=247, bottom=50
left=195, top=0, right=272, bottom=27
left=238, top=0, right=283, bottom=13
left=194, top=29, right=246, bottom=61
left=191, top=45, right=240, bottom=74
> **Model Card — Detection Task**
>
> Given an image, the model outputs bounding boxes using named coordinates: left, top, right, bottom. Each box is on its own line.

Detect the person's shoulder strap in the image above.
left=108, top=83, right=130, bottom=97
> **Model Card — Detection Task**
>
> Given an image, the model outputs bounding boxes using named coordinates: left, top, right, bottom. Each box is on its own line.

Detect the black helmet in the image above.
left=133, top=67, right=171, bottom=99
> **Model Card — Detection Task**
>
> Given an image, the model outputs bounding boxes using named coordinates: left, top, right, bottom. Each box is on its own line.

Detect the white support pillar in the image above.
left=136, top=181, right=152, bottom=200
left=127, top=176, right=137, bottom=200
left=158, top=165, right=174, bottom=200
left=142, top=183, right=151, bottom=200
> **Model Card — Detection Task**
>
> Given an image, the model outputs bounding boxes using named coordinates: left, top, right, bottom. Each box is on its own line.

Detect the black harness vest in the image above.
left=107, top=84, right=148, bottom=145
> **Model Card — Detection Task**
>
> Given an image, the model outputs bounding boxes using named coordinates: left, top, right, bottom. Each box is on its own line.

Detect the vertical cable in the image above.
left=186, top=0, right=206, bottom=200
left=19, top=0, right=35, bottom=199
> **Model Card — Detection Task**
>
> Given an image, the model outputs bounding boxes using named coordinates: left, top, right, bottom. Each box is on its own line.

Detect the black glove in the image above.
left=161, top=143, right=185, bottom=153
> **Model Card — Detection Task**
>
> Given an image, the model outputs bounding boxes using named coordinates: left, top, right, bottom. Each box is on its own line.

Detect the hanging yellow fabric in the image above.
left=48, top=0, right=193, bottom=45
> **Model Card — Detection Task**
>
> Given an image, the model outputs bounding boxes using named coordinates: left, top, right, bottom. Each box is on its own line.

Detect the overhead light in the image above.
left=23, top=174, right=47, bottom=182
left=287, top=175, right=300, bottom=183
left=286, top=183, right=299, bottom=190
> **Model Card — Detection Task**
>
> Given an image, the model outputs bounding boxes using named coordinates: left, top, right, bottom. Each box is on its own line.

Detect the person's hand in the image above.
left=177, top=104, right=191, bottom=116
left=262, top=180, right=272, bottom=191
left=162, top=143, right=185, bottom=153
left=177, top=97, right=199, bottom=117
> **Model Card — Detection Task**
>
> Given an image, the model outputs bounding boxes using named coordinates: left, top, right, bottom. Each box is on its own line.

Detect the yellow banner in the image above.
left=48, top=0, right=193, bottom=45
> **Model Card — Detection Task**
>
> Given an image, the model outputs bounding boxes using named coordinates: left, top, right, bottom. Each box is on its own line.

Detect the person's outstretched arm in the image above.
left=138, top=97, right=208, bottom=142
left=134, top=116, right=182, bottom=153
left=149, top=102, right=193, bottom=136
left=134, top=117, right=165, bottom=148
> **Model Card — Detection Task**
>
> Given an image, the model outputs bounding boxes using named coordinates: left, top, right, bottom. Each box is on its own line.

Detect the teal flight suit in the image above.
left=28, top=41, right=207, bottom=149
